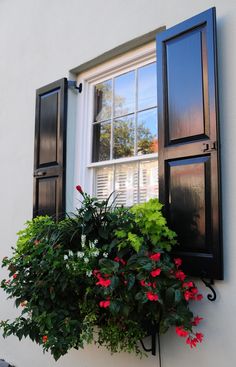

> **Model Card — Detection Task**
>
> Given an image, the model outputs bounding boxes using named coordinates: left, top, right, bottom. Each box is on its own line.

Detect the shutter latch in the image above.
left=202, top=141, right=217, bottom=152
left=68, top=80, right=82, bottom=93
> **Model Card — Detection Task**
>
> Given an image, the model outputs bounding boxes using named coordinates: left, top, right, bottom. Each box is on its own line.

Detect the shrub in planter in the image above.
left=1, top=187, right=204, bottom=360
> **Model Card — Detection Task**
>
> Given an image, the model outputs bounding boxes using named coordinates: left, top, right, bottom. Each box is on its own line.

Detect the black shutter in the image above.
left=33, top=78, right=67, bottom=220
left=157, top=8, right=222, bottom=279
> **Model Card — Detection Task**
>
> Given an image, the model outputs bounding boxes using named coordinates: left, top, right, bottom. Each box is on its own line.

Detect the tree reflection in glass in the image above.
left=113, top=115, right=134, bottom=159
left=92, top=122, right=111, bottom=162
left=138, top=62, right=157, bottom=110
left=114, top=71, right=135, bottom=117
left=137, top=108, right=158, bottom=155
left=94, top=80, right=112, bottom=122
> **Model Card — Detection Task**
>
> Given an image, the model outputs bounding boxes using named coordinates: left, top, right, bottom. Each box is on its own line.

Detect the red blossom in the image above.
left=96, top=278, right=111, bottom=287
left=93, top=269, right=101, bottom=279
left=186, top=336, right=197, bottom=348
left=175, top=326, right=189, bottom=337
left=146, top=291, right=159, bottom=301
left=114, top=257, right=126, bottom=266
left=140, top=280, right=152, bottom=287
left=175, top=270, right=186, bottom=281
left=195, top=332, right=204, bottom=342
left=99, top=300, right=110, bottom=308
left=184, top=290, right=192, bottom=301
left=12, top=274, right=17, bottom=279
left=174, top=258, right=182, bottom=268
left=149, top=253, right=161, bottom=261
left=76, top=185, right=83, bottom=194
left=150, top=268, right=161, bottom=277
left=192, top=316, right=203, bottom=326
left=182, top=281, right=194, bottom=288
left=191, top=287, right=199, bottom=295
left=42, top=335, right=48, bottom=343
left=196, top=294, right=203, bottom=301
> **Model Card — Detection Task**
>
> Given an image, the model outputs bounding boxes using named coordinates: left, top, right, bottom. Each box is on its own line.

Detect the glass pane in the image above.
left=114, top=71, right=135, bottom=117
left=94, top=80, right=112, bottom=122
left=137, top=108, right=158, bottom=155
left=92, top=122, right=111, bottom=162
left=138, top=62, right=157, bottom=110
left=95, top=166, right=113, bottom=202
left=115, top=163, right=138, bottom=206
left=139, top=160, right=158, bottom=203
left=113, top=115, right=134, bottom=159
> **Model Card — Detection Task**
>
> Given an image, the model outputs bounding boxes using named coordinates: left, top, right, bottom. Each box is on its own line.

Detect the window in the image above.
left=76, top=42, right=159, bottom=206
left=34, top=8, right=222, bottom=279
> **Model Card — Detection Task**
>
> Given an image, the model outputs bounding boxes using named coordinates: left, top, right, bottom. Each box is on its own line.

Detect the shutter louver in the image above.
left=157, top=8, right=223, bottom=279
left=33, top=78, right=67, bottom=220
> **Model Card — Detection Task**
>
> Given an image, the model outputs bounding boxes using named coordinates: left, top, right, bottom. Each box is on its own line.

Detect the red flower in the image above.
left=76, top=185, right=83, bottom=194
left=149, top=253, right=161, bottom=261
left=192, top=316, right=203, bottom=326
left=191, top=287, right=198, bottom=295
left=195, top=332, right=204, bottom=342
left=146, top=292, right=159, bottom=301
left=114, top=257, right=126, bottom=266
left=96, top=278, right=111, bottom=287
left=99, top=300, right=110, bottom=308
left=174, top=258, right=182, bottom=267
left=175, top=326, right=189, bottom=337
left=184, top=290, right=192, bottom=301
left=186, top=336, right=197, bottom=348
left=12, top=274, right=17, bottom=279
left=196, top=294, right=203, bottom=301
left=150, top=268, right=161, bottom=277
left=42, top=335, right=48, bottom=343
left=175, top=270, right=186, bottom=281
left=182, top=281, right=194, bottom=288
left=140, top=280, right=152, bottom=287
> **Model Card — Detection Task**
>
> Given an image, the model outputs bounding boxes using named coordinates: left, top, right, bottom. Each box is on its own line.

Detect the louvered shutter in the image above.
left=157, top=8, right=223, bottom=279
left=33, top=78, right=67, bottom=220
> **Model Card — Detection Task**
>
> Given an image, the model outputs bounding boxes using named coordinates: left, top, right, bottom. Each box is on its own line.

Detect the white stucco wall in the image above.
left=0, top=0, right=236, bottom=366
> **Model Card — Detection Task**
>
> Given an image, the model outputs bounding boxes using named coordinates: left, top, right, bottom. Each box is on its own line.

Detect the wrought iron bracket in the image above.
left=201, top=278, right=217, bottom=301
left=140, top=332, right=156, bottom=356
left=68, top=80, right=82, bottom=93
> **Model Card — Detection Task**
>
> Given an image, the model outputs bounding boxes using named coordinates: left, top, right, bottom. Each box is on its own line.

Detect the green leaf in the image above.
left=99, top=259, right=119, bottom=272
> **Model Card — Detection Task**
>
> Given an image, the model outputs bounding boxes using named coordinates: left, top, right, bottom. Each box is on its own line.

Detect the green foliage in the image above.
left=1, top=191, right=204, bottom=360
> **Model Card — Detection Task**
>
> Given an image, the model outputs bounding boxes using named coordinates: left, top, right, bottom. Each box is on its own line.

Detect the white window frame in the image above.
left=74, top=41, right=157, bottom=207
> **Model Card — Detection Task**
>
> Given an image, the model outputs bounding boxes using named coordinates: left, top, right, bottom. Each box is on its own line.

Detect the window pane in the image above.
left=113, top=115, right=134, bottom=159
left=94, top=80, right=112, bottom=122
left=137, top=108, right=158, bottom=155
left=115, top=163, right=138, bottom=206
left=139, top=160, right=158, bottom=203
left=114, top=71, right=135, bottom=117
left=92, top=122, right=111, bottom=162
left=138, top=62, right=157, bottom=110
left=95, top=166, right=113, bottom=202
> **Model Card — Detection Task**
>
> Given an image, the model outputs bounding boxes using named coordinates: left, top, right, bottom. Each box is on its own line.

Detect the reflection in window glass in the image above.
left=138, top=62, right=157, bottom=110
left=92, top=122, right=111, bottom=162
left=114, top=71, right=135, bottom=117
left=137, top=108, right=158, bottom=155
left=115, top=163, right=138, bottom=206
left=139, top=160, right=159, bottom=203
left=94, top=80, right=112, bottom=122
left=113, top=115, right=134, bottom=159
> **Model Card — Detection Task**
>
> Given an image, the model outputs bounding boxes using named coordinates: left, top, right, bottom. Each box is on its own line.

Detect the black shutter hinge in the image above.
left=68, top=80, right=82, bottom=93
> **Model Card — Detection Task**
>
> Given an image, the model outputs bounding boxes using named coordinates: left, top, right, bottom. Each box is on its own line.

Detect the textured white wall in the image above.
left=0, top=0, right=235, bottom=366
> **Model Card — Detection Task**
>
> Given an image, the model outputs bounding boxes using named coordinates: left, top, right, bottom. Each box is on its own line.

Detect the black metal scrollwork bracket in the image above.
left=140, top=332, right=156, bottom=356
left=201, top=278, right=217, bottom=301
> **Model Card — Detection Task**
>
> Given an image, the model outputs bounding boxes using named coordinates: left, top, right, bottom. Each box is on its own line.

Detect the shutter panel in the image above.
left=157, top=8, right=222, bottom=279
left=33, top=78, right=67, bottom=220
